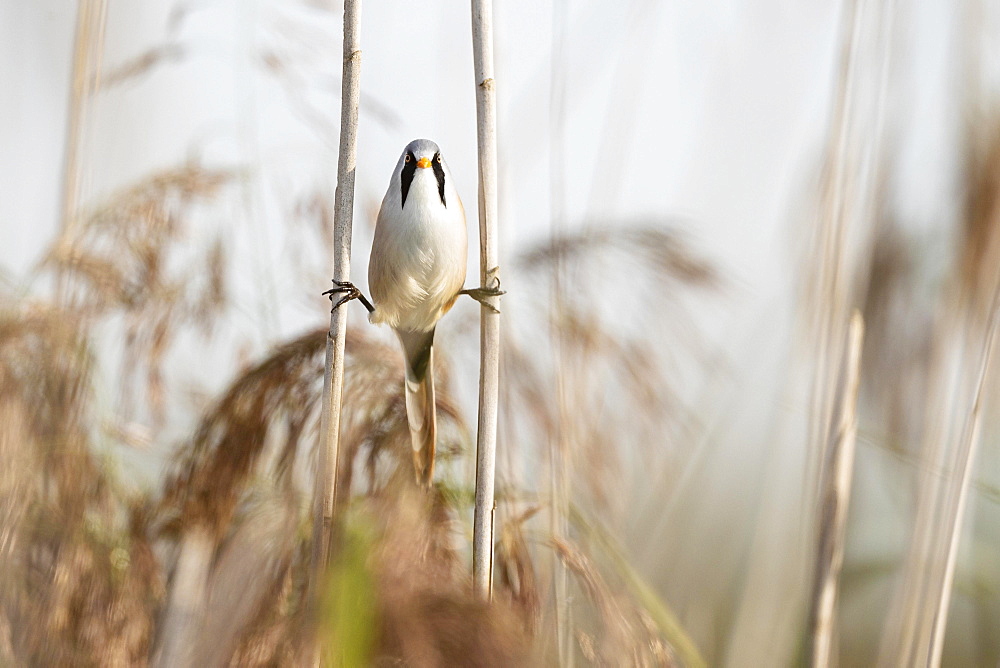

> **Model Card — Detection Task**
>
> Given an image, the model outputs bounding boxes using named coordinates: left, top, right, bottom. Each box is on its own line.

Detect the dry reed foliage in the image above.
left=1, top=165, right=236, bottom=666
left=151, top=321, right=486, bottom=665
left=159, top=327, right=468, bottom=537
left=0, top=301, right=162, bottom=666
left=518, top=224, right=715, bottom=285
left=495, top=505, right=543, bottom=630
left=858, top=224, right=932, bottom=451
left=353, top=489, right=532, bottom=667
left=855, top=118, right=1000, bottom=455
left=336, top=333, right=467, bottom=502
left=159, top=327, right=325, bottom=539
left=511, top=222, right=717, bottom=511
left=959, top=119, right=1000, bottom=320
left=195, top=483, right=305, bottom=667
left=501, top=222, right=716, bottom=663
left=47, top=164, right=232, bottom=423
left=858, top=116, right=1000, bottom=455
left=3, top=152, right=716, bottom=667
left=858, top=119, right=1000, bottom=464
left=552, top=538, right=676, bottom=667
left=99, top=44, right=186, bottom=89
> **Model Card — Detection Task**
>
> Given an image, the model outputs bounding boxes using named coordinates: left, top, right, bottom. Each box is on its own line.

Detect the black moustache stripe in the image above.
left=400, top=151, right=416, bottom=208
left=431, top=153, right=447, bottom=207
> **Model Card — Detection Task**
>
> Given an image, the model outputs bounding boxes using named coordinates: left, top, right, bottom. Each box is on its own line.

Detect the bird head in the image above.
left=396, top=138, right=450, bottom=209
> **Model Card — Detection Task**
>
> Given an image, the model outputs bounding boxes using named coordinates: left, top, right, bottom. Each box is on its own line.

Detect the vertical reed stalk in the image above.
left=311, top=0, right=362, bottom=612
left=927, top=292, right=999, bottom=664
left=470, top=0, right=502, bottom=601
left=806, top=0, right=862, bottom=511
left=877, top=294, right=1000, bottom=666
left=808, top=311, right=864, bottom=667
left=58, top=0, right=107, bottom=297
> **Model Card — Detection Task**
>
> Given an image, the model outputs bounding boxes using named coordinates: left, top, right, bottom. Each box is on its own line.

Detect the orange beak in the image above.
left=416, top=157, right=432, bottom=169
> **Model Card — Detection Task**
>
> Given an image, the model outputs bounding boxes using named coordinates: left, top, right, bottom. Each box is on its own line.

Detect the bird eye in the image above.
left=435, top=154, right=441, bottom=163
left=404, top=154, right=411, bottom=163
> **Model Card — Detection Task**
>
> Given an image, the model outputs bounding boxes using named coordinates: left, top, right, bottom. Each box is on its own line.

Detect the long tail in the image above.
left=398, top=328, right=436, bottom=487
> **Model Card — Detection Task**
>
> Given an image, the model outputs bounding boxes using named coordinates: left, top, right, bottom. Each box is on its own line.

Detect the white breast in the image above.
left=368, top=166, right=467, bottom=332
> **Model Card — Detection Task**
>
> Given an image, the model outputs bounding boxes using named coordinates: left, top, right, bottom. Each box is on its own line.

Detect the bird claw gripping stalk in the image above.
left=323, top=279, right=374, bottom=313
left=460, top=276, right=505, bottom=314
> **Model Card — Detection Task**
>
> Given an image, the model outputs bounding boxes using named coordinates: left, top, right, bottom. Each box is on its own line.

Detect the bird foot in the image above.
left=459, top=277, right=505, bottom=313
left=322, top=280, right=374, bottom=313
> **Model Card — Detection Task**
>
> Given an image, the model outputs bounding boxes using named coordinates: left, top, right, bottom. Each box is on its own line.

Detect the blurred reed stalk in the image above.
left=877, top=292, right=999, bottom=667
left=801, top=0, right=893, bottom=663
left=806, top=0, right=862, bottom=508
left=57, top=0, right=107, bottom=296
left=806, top=0, right=893, bottom=494
left=470, top=0, right=502, bottom=602
left=877, top=242, right=1000, bottom=664
left=808, top=310, right=864, bottom=667
left=927, top=294, right=1000, bottom=664
left=311, top=0, right=362, bottom=630
left=877, top=103, right=1000, bottom=664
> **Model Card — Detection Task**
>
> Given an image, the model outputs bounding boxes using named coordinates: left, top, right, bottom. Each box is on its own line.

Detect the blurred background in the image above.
left=3, top=0, right=1000, bottom=665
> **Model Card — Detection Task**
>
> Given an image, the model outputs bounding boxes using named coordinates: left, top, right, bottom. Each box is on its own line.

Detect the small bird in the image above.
left=325, top=138, right=501, bottom=487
